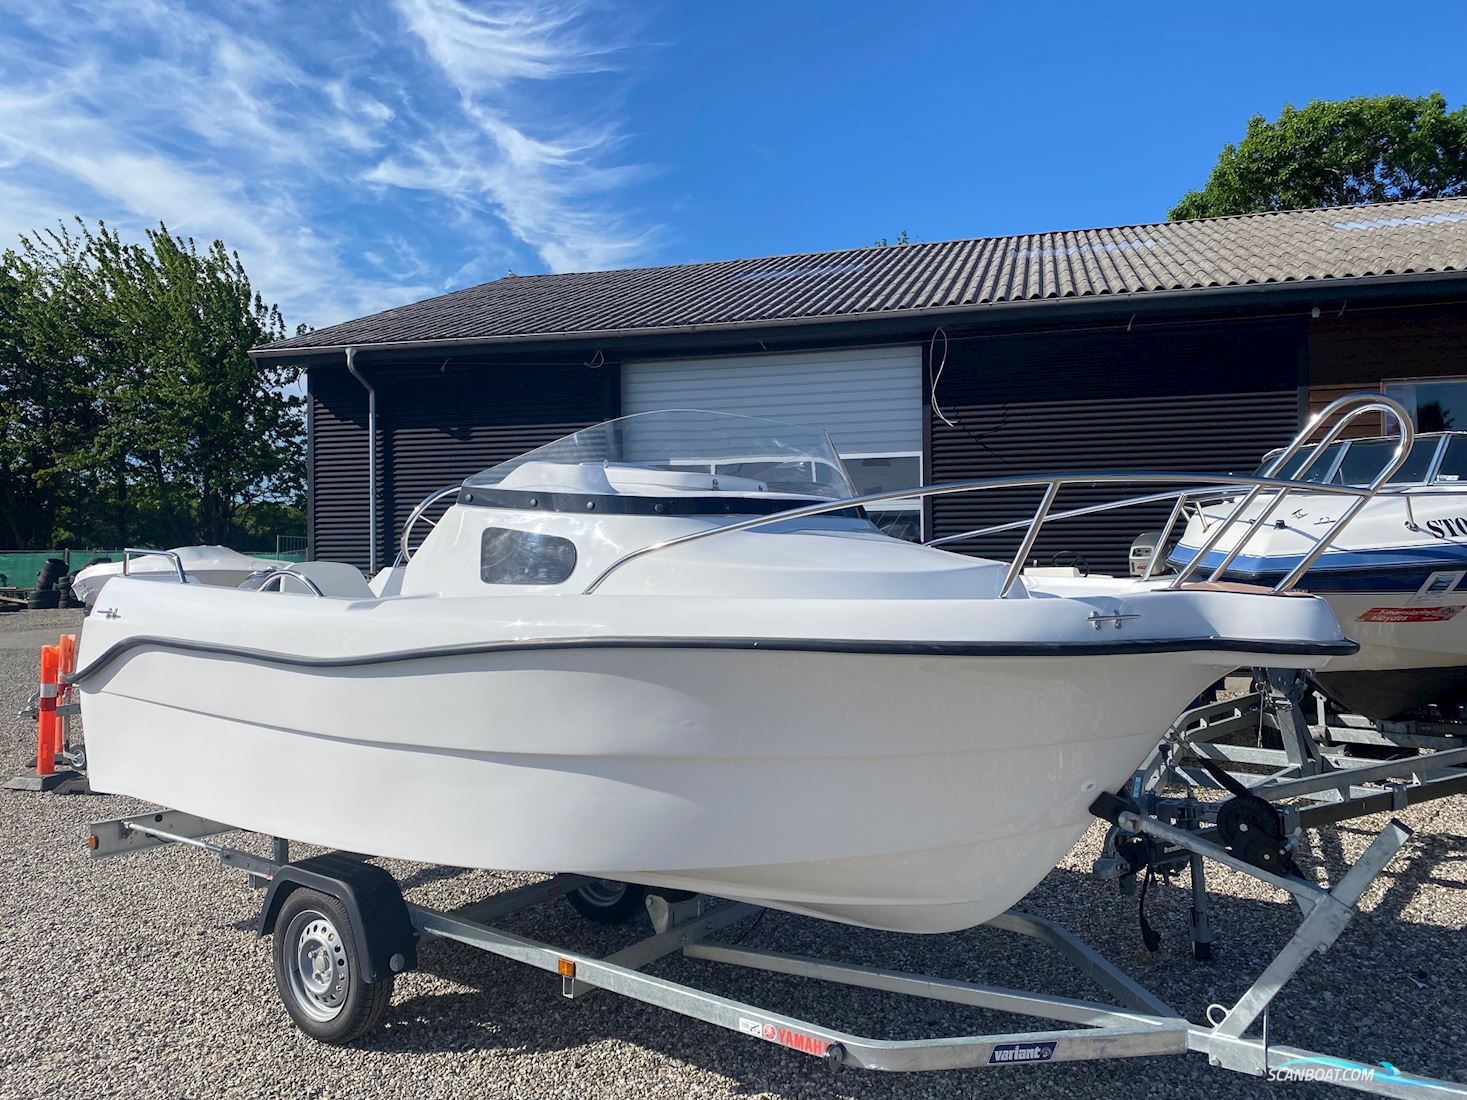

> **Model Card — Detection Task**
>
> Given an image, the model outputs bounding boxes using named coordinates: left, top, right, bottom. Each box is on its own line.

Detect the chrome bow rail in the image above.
left=1166, top=393, right=1412, bottom=590
left=122, top=548, right=188, bottom=583
left=583, top=393, right=1413, bottom=597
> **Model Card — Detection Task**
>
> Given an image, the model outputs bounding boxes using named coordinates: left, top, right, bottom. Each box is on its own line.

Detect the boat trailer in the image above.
left=1096, top=671, right=1467, bottom=962
left=86, top=804, right=1463, bottom=1095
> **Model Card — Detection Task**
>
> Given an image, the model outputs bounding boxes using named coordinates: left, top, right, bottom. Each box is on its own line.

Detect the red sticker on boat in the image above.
left=1357, top=606, right=1464, bottom=623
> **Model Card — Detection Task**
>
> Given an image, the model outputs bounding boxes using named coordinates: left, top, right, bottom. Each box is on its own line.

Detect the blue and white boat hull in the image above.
left=1171, top=489, right=1467, bottom=717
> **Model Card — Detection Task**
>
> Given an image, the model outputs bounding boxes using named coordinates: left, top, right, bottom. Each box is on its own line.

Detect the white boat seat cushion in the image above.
left=274, top=561, right=375, bottom=598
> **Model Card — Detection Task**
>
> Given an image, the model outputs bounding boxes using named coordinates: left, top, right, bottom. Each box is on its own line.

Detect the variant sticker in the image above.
left=989, top=1040, right=1058, bottom=1064
left=1358, top=606, right=1464, bottom=623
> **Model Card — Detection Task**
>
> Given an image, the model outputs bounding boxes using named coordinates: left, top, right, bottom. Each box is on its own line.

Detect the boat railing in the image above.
left=122, top=548, right=188, bottom=583
left=581, top=392, right=1414, bottom=598
left=1164, top=393, right=1412, bottom=590
left=254, top=567, right=327, bottom=597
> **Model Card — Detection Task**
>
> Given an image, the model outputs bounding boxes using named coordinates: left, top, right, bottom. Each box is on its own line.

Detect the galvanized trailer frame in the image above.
left=1097, top=671, right=1467, bottom=961
left=87, top=806, right=1464, bottom=1095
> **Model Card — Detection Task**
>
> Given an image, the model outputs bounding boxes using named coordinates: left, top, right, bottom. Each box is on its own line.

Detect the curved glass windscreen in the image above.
left=1255, top=436, right=1442, bottom=486
left=465, top=410, right=858, bottom=501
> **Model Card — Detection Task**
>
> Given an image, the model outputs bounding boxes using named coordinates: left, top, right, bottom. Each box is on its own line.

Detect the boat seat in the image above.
left=262, top=561, right=376, bottom=599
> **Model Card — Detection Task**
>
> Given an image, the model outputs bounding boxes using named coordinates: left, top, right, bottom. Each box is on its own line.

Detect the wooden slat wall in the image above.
left=1309, top=304, right=1467, bottom=387
left=1308, top=304, right=1467, bottom=437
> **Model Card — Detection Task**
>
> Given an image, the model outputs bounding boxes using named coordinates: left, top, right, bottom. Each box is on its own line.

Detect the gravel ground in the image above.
left=2, top=608, right=1464, bottom=1099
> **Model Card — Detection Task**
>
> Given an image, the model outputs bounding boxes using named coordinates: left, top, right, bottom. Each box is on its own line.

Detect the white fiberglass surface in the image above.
left=463, top=409, right=857, bottom=500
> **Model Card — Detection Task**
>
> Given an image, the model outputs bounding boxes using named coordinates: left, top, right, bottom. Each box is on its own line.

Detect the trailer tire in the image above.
left=272, top=888, right=393, bottom=1044
left=567, top=879, right=648, bottom=925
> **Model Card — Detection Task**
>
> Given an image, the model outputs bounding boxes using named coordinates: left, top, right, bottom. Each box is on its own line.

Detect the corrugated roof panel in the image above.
left=259, top=197, right=1467, bottom=352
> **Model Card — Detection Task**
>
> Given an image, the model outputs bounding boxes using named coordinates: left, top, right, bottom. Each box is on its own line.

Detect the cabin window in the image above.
left=480, top=528, right=577, bottom=585
left=1330, top=438, right=1437, bottom=486
left=1436, top=437, right=1467, bottom=483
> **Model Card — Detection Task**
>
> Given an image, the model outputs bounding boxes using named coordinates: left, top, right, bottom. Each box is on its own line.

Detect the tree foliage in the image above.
left=1171, top=94, right=1467, bottom=220
left=0, top=220, right=305, bottom=550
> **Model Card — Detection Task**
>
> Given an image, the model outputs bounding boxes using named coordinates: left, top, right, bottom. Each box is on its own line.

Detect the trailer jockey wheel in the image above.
left=567, top=879, right=649, bottom=925
left=272, top=888, right=394, bottom=1043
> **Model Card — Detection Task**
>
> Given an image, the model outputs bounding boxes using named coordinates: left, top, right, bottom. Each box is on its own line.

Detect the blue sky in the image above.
left=2, top=0, right=1465, bottom=330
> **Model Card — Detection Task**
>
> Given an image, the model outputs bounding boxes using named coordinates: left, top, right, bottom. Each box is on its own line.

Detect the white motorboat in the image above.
left=71, top=410, right=1355, bottom=934
left=70, top=546, right=293, bottom=608
left=1165, top=428, right=1467, bottom=719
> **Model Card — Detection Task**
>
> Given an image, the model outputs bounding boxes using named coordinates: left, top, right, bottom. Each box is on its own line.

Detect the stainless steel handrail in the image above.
left=1166, top=393, right=1412, bottom=590
left=255, top=567, right=327, bottom=597
left=396, top=483, right=463, bottom=565
left=122, top=548, right=188, bottom=583
left=923, top=488, right=1211, bottom=548
left=580, top=471, right=1378, bottom=596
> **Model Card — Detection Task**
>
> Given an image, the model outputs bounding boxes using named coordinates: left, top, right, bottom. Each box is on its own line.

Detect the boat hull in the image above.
left=75, top=578, right=1350, bottom=933
left=1306, top=590, right=1467, bottom=718
left=84, top=645, right=1221, bottom=932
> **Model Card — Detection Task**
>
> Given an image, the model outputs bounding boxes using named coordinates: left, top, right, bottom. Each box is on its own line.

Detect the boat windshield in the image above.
left=1255, top=437, right=1436, bottom=486
left=464, top=409, right=858, bottom=500
left=1256, top=442, right=1343, bottom=482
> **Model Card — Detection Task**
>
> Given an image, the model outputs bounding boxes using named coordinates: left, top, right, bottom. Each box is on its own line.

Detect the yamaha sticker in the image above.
left=738, top=1018, right=829, bottom=1057
left=988, top=1040, right=1057, bottom=1065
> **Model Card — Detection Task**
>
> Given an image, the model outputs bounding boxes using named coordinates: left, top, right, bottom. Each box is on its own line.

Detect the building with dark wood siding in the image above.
left=251, top=198, right=1467, bottom=577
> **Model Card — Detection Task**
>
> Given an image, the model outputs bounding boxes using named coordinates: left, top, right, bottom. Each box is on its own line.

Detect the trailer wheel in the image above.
left=567, top=879, right=648, bottom=925
left=272, top=888, right=393, bottom=1044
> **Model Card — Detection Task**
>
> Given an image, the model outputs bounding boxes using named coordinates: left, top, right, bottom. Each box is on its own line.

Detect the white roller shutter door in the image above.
left=621, top=345, right=923, bottom=536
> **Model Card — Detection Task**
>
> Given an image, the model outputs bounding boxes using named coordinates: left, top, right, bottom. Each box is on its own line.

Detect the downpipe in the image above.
left=345, top=346, right=378, bottom=574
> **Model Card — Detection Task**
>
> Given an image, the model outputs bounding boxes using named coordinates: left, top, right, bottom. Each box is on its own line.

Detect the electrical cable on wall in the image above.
left=928, top=325, right=1017, bottom=471
left=929, top=327, right=955, bottom=429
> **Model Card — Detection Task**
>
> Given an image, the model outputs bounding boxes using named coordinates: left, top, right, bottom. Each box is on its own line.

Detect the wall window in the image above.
left=480, top=528, right=577, bottom=585
left=1384, top=378, right=1467, bottom=433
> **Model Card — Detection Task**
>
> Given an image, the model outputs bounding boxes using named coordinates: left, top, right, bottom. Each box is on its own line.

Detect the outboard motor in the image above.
left=1129, top=531, right=1161, bottom=577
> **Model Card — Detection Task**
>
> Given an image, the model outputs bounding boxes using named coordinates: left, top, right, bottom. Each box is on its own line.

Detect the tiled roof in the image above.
left=259, top=197, right=1467, bottom=353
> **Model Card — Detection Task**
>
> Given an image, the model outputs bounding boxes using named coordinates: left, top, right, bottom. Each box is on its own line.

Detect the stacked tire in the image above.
left=27, top=557, right=70, bottom=609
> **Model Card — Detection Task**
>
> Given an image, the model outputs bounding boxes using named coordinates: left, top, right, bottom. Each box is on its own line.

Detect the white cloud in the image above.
left=393, top=0, right=614, bottom=91
left=0, top=0, right=657, bottom=326
left=385, top=0, right=658, bottom=273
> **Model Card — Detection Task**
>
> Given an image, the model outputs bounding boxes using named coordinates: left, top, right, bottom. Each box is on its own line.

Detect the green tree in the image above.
left=0, top=219, right=304, bottom=549
left=0, top=226, right=113, bottom=546
left=1171, top=94, right=1467, bottom=220
left=108, top=226, right=305, bottom=544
